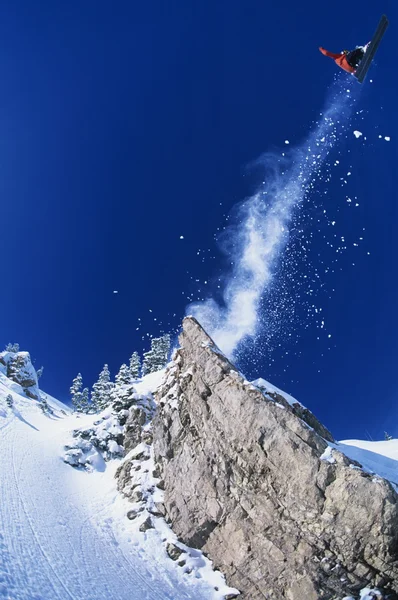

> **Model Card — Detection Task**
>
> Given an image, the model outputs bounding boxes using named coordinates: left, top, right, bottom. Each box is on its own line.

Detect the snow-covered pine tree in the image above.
left=6, top=394, right=13, bottom=408
left=36, top=366, right=44, bottom=380
left=384, top=431, right=393, bottom=441
left=5, top=343, right=19, bottom=352
left=115, top=363, right=131, bottom=386
left=129, top=352, right=141, bottom=380
left=81, top=387, right=90, bottom=413
left=70, top=373, right=83, bottom=412
left=91, top=364, right=113, bottom=412
left=142, top=334, right=171, bottom=375
left=142, top=348, right=155, bottom=376
left=158, top=334, right=171, bottom=364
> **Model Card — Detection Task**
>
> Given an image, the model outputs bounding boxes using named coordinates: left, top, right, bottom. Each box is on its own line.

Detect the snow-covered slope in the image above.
left=336, top=439, right=398, bottom=488
left=3, top=346, right=397, bottom=600
left=0, top=369, right=236, bottom=600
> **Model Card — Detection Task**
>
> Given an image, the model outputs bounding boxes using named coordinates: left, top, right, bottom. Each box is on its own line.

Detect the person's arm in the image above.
left=319, top=47, right=342, bottom=60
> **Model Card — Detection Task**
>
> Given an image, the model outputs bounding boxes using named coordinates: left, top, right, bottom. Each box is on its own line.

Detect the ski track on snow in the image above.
left=0, top=406, right=217, bottom=600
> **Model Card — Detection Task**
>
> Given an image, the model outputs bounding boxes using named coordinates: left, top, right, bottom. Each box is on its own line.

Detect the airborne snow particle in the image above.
left=180, top=235, right=185, bottom=239
left=113, top=290, right=119, bottom=294
left=284, top=140, right=290, bottom=144
left=384, top=136, right=391, bottom=142
left=353, top=130, right=363, bottom=138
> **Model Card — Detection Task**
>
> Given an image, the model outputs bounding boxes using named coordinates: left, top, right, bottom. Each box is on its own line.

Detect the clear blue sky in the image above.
left=1, top=0, right=396, bottom=440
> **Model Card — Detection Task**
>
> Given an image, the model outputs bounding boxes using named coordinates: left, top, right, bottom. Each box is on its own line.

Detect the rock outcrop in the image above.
left=115, top=389, right=156, bottom=500
left=0, top=350, right=40, bottom=400
left=152, top=317, right=398, bottom=600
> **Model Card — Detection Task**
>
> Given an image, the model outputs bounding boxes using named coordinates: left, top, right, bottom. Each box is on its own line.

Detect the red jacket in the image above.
left=319, top=47, right=356, bottom=74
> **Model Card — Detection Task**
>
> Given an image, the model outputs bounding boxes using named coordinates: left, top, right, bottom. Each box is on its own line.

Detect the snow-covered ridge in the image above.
left=335, top=439, right=398, bottom=489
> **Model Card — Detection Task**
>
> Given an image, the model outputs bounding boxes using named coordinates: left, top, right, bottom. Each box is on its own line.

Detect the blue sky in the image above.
left=1, top=0, right=397, bottom=440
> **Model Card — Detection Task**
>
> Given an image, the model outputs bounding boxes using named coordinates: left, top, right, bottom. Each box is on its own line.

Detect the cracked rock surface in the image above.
left=153, top=317, right=398, bottom=600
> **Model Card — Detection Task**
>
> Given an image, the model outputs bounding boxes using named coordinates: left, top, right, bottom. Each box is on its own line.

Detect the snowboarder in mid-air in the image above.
left=319, top=46, right=367, bottom=74
left=319, top=14, right=389, bottom=83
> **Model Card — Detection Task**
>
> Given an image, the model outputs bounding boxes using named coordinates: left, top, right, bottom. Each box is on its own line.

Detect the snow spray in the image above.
left=189, top=76, right=361, bottom=357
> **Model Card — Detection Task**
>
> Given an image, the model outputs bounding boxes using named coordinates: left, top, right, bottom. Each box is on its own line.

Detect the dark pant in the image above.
left=346, top=48, right=365, bottom=68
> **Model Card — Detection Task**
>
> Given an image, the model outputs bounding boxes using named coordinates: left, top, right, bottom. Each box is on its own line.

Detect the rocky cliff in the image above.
left=150, top=317, right=398, bottom=600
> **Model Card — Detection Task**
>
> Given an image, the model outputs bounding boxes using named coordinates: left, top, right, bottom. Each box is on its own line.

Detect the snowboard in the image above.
left=354, top=14, right=389, bottom=83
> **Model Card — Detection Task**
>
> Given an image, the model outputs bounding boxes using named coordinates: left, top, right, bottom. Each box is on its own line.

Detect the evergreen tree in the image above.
left=115, top=363, right=131, bottom=386
left=142, top=334, right=171, bottom=376
left=5, top=343, right=19, bottom=353
left=158, top=334, right=171, bottom=364
left=6, top=394, right=13, bottom=408
left=129, top=352, right=141, bottom=380
left=384, top=431, right=393, bottom=441
left=142, top=348, right=154, bottom=376
left=70, top=373, right=83, bottom=412
left=91, top=364, right=113, bottom=412
left=81, top=387, right=90, bottom=413
left=36, top=366, right=44, bottom=380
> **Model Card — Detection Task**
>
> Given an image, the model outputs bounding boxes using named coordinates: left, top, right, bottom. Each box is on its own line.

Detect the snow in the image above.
left=320, top=446, right=336, bottom=464
left=337, top=439, right=398, bottom=486
left=134, top=369, right=167, bottom=396
left=41, top=389, right=73, bottom=413
left=190, top=81, right=363, bottom=359
left=353, top=130, right=363, bottom=138
left=359, top=589, right=383, bottom=599
left=384, top=136, right=391, bottom=141
left=251, top=377, right=303, bottom=408
left=0, top=368, right=238, bottom=599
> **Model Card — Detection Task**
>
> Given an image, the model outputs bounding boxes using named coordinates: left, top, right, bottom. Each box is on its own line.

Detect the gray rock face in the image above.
left=0, top=351, right=40, bottom=400
left=115, top=395, right=155, bottom=498
left=153, top=317, right=398, bottom=600
left=123, top=407, right=148, bottom=453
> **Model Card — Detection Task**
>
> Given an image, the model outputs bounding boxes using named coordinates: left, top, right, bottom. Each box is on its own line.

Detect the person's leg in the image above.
left=346, top=48, right=365, bottom=68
